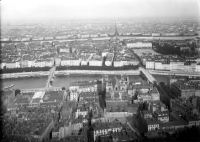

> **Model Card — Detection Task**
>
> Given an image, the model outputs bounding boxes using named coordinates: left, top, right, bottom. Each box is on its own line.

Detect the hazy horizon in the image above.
left=1, top=0, right=200, bottom=25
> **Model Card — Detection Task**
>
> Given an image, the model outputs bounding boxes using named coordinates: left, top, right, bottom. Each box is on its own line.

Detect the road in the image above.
left=46, top=66, right=56, bottom=87
left=126, top=121, right=141, bottom=137
left=56, top=69, right=140, bottom=75
left=139, top=67, right=157, bottom=84
left=45, top=66, right=56, bottom=89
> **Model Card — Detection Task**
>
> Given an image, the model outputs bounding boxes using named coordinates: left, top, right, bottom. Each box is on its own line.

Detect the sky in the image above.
left=1, top=0, right=200, bottom=23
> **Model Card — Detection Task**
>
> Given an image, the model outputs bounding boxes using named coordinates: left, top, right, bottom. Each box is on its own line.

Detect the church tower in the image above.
left=114, top=21, right=119, bottom=37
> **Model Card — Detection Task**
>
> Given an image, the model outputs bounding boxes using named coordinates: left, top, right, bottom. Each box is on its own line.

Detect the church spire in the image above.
left=114, top=21, right=119, bottom=37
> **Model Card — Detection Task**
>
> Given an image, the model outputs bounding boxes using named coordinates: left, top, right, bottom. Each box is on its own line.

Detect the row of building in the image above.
left=1, top=59, right=54, bottom=69
left=1, top=33, right=109, bottom=42
left=145, top=59, right=200, bottom=72
left=122, top=32, right=197, bottom=37
left=2, top=31, right=198, bottom=42
left=142, top=78, right=200, bottom=136
left=1, top=53, right=139, bottom=69
left=2, top=89, right=67, bottom=142
left=172, top=79, right=200, bottom=99
left=126, top=42, right=152, bottom=49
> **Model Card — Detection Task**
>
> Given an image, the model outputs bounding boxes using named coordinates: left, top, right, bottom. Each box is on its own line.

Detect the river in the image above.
left=1, top=74, right=169, bottom=90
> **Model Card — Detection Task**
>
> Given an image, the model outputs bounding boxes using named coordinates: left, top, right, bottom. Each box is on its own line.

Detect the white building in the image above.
left=0, top=63, right=6, bottom=69
left=156, top=111, right=169, bottom=123
left=121, top=61, right=128, bottom=66
left=89, top=60, right=102, bottom=66
left=127, top=42, right=152, bottom=48
left=69, top=90, right=79, bottom=101
left=60, top=48, right=70, bottom=53
left=44, top=60, right=54, bottom=67
left=21, top=37, right=30, bottom=41
left=105, top=60, right=112, bottom=66
left=32, top=37, right=44, bottom=41
left=1, top=38, right=10, bottom=42
left=90, top=34, right=98, bottom=38
left=75, top=109, right=88, bottom=118
left=114, top=61, right=123, bottom=67
left=196, top=64, right=200, bottom=72
left=146, top=59, right=200, bottom=73
left=30, top=91, right=45, bottom=105
left=155, top=62, right=163, bottom=70
left=147, top=122, right=159, bottom=131
left=44, top=37, right=54, bottom=40
left=61, top=59, right=81, bottom=66
left=152, top=33, right=161, bottom=37
left=16, top=62, right=21, bottom=68
left=5, top=62, right=19, bottom=69
left=170, top=61, right=184, bottom=71
left=20, top=61, right=28, bottom=68
left=28, top=61, right=35, bottom=67
left=78, top=85, right=97, bottom=93
left=93, top=126, right=122, bottom=141
left=80, top=60, right=88, bottom=66
left=162, top=63, right=170, bottom=71
left=55, top=36, right=68, bottom=40
left=137, top=94, right=152, bottom=102
left=81, top=34, right=90, bottom=38
left=55, top=58, right=61, bottom=66
left=99, top=34, right=108, bottom=37
left=33, top=61, right=46, bottom=67
left=126, top=60, right=139, bottom=66
left=20, top=60, right=35, bottom=68
left=146, top=61, right=155, bottom=69
left=162, top=33, right=180, bottom=36
left=150, top=88, right=160, bottom=101
left=60, top=60, right=69, bottom=66
left=102, top=52, right=108, bottom=57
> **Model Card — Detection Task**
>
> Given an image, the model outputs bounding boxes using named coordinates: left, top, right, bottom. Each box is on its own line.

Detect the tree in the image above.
left=133, top=90, right=139, bottom=100
left=15, top=89, right=21, bottom=96
left=62, top=87, right=66, bottom=90
left=2, top=101, right=7, bottom=114
left=50, top=80, right=53, bottom=86
left=69, top=47, right=72, bottom=53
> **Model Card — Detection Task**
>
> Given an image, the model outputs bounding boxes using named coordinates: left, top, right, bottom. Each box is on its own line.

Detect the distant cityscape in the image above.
left=1, top=15, right=200, bottom=142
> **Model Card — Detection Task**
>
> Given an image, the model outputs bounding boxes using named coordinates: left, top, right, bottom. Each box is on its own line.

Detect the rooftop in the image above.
left=92, top=120, right=122, bottom=130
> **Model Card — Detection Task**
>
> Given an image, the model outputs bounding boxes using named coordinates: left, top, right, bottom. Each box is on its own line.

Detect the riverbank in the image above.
left=2, top=69, right=200, bottom=79
left=0, top=71, right=50, bottom=79
left=0, top=69, right=141, bottom=79
left=149, top=70, right=200, bottom=77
